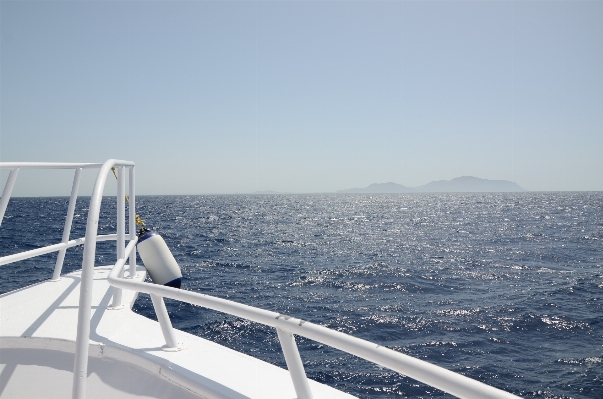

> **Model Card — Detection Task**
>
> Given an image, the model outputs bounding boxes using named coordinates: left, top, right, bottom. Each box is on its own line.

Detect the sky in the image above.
left=1, top=0, right=602, bottom=196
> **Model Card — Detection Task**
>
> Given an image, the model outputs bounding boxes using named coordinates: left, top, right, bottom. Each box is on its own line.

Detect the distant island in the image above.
left=251, top=190, right=297, bottom=194
left=337, top=176, right=526, bottom=193
left=253, top=190, right=283, bottom=194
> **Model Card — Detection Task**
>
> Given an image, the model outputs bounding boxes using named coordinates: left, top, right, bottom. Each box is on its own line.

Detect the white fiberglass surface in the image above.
left=0, top=346, right=201, bottom=399
left=0, top=266, right=357, bottom=399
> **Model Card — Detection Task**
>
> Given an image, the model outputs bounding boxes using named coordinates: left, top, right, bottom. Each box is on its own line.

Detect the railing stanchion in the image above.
left=150, top=294, right=179, bottom=349
left=128, top=166, right=137, bottom=278
left=0, top=168, right=19, bottom=227
left=52, top=168, right=82, bottom=281
left=73, top=162, right=118, bottom=399
left=277, top=328, right=313, bottom=399
left=111, top=167, right=126, bottom=308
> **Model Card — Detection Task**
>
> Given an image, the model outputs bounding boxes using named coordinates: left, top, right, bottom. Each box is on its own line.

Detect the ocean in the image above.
left=1, top=193, right=601, bottom=398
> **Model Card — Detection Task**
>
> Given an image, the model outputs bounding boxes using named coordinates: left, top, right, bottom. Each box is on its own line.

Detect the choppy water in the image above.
left=1, top=193, right=602, bottom=398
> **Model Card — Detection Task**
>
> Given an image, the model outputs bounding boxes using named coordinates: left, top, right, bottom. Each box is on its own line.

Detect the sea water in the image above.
left=1, top=193, right=601, bottom=398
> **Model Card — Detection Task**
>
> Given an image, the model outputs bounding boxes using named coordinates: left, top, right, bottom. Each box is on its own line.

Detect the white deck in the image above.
left=0, top=266, right=356, bottom=399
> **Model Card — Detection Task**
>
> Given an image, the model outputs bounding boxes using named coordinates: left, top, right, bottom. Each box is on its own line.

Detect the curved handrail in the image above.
left=71, top=159, right=134, bottom=399
left=0, top=159, right=135, bottom=399
left=109, top=240, right=520, bottom=399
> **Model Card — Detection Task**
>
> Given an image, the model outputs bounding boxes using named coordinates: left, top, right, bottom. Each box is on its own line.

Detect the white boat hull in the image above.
left=0, top=266, right=356, bottom=399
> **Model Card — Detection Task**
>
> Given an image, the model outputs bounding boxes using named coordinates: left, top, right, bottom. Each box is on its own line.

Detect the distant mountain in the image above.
left=415, top=176, right=525, bottom=192
left=337, top=177, right=526, bottom=193
left=336, top=182, right=415, bottom=193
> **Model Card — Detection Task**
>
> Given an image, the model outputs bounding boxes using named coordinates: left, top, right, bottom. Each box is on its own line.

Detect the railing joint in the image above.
left=277, top=328, right=313, bottom=399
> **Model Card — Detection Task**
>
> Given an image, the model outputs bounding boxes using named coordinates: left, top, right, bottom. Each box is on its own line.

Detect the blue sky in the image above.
left=1, top=0, right=602, bottom=195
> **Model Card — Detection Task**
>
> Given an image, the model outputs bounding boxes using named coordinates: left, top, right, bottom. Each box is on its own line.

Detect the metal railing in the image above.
left=108, top=239, right=520, bottom=399
left=0, top=162, right=135, bottom=279
left=0, top=160, right=137, bottom=399
left=0, top=160, right=521, bottom=399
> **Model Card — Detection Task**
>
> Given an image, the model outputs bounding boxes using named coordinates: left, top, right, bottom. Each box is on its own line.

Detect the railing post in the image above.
left=128, top=166, right=137, bottom=278
left=277, top=328, right=313, bottom=399
left=52, top=168, right=82, bottom=281
left=0, top=168, right=19, bottom=227
left=150, top=294, right=179, bottom=350
left=110, top=167, right=126, bottom=308
left=72, top=163, right=110, bottom=399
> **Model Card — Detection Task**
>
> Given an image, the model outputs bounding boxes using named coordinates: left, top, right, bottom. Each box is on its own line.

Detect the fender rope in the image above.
left=111, top=167, right=145, bottom=228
